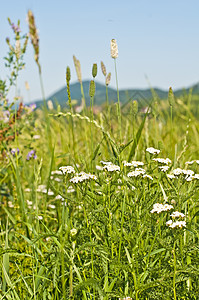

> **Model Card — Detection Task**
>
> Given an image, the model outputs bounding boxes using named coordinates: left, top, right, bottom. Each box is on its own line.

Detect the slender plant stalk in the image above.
left=114, top=59, right=122, bottom=142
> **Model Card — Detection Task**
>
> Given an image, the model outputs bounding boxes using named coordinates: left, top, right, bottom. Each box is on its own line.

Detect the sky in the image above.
left=1, top=0, right=199, bottom=103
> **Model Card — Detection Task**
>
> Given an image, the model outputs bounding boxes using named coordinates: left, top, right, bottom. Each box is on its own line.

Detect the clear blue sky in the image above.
left=1, top=0, right=199, bottom=102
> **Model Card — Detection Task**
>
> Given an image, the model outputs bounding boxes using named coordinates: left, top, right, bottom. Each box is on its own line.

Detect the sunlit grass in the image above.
left=0, top=11, right=199, bottom=300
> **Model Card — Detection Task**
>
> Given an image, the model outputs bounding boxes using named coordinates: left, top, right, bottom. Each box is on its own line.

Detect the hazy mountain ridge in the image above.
left=33, top=80, right=199, bottom=108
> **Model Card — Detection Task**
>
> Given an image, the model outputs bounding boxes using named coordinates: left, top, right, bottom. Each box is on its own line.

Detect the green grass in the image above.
left=0, top=13, right=199, bottom=300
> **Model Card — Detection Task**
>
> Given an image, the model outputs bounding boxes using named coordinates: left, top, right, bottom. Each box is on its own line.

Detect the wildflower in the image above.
left=53, top=177, right=61, bottom=182
left=70, top=172, right=97, bottom=183
left=100, top=161, right=113, bottom=166
left=127, top=168, right=146, bottom=177
left=150, top=203, right=173, bottom=214
left=185, top=160, right=199, bottom=165
left=11, top=22, right=21, bottom=33
left=55, top=194, right=64, bottom=200
left=51, top=170, right=63, bottom=175
left=182, top=169, right=194, bottom=176
left=123, top=160, right=144, bottom=167
left=159, top=166, right=169, bottom=172
left=103, top=164, right=120, bottom=172
left=42, top=189, right=54, bottom=196
left=27, top=200, right=32, bottom=207
left=11, top=148, right=19, bottom=156
left=70, top=228, right=77, bottom=236
left=33, top=135, right=40, bottom=139
left=146, top=147, right=160, bottom=155
left=194, top=174, right=199, bottom=179
left=153, top=158, right=171, bottom=164
left=170, top=211, right=185, bottom=218
left=48, top=204, right=56, bottom=209
left=25, top=103, right=36, bottom=114
left=110, top=39, right=118, bottom=59
left=8, top=201, right=14, bottom=208
left=67, top=186, right=75, bottom=193
left=172, top=168, right=183, bottom=176
left=166, top=220, right=186, bottom=228
left=167, top=174, right=176, bottom=179
left=37, top=185, right=46, bottom=191
left=143, top=174, right=153, bottom=180
left=186, top=176, right=194, bottom=182
left=38, top=216, right=43, bottom=220
left=96, top=165, right=103, bottom=170
left=59, top=166, right=75, bottom=174
left=26, top=150, right=37, bottom=160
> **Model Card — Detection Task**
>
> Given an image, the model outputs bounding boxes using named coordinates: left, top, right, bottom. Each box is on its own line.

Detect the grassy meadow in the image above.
left=0, top=12, right=199, bottom=300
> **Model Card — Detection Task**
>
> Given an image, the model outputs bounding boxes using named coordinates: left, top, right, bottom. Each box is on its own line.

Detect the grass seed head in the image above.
left=92, top=63, right=97, bottom=78
left=27, top=10, right=41, bottom=72
left=132, top=100, right=138, bottom=115
left=89, top=80, right=95, bottom=97
left=101, top=61, right=107, bottom=76
left=111, top=38, right=118, bottom=59
left=73, top=55, right=82, bottom=83
left=66, top=66, right=71, bottom=82
left=168, top=86, right=174, bottom=106
left=106, top=72, right=111, bottom=86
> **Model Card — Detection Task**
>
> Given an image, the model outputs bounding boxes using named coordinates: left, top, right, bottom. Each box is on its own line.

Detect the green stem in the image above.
left=173, top=241, right=177, bottom=300
left=39, top=71, right=52, bottom=152
left=114, top=59, right=122, bottom=142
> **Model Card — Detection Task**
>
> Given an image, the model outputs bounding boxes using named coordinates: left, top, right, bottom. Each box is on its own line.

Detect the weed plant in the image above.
left=0, top=12, right=199, bottom=300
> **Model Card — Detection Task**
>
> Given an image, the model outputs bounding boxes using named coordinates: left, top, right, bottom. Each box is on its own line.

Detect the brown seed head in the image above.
left=105, top=72, right=111, bottom=86
left=101, top=61, right=107, bottom=77
left=73, top=55, right=82, bottom=83
left=27, top=10, right=41, bottom=72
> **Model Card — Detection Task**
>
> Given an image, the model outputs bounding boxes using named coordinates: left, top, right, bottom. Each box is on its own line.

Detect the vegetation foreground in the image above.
left=0, top=11, right=199, bottom=300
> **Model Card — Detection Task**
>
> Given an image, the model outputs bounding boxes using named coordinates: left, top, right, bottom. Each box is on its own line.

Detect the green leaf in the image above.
left=128, top=109, right=149, bottom=162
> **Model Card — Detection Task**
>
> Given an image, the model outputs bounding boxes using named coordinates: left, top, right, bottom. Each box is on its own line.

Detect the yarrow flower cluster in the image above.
left=59, top=166, right=75, bottom=174
left=123, top=160, right=144, bottom=167
left=153, top=158, right=171, bottom=164
left=185, top=160, right=199, bottom=165
left=170, top=211, right=185, bottom=218
left=166, top=220, right=186, bottom=228
left=159, top=166, right=169, bottom=172
left=100, top=161, right=120, bottom=172
left=150, top=203, right=173, bottom=214
left=70, top=172, right=97, bottom=183
left=127, top=168, right=146, bottom=177
left=146, top=147, right=160, bottom=155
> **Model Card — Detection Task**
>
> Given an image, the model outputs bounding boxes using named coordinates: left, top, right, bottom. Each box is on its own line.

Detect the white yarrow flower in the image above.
left=150, top=203, right=173, bottom=214
left=146, top=147, right=160, bottom=155
left=166, top=220, right=186, bottom=228
left=170, top=211, right=185, bottom=218
left=153, top=158, right=171, bottom=164
left=159, top=166, right=169, bottom=172
left=59, top=166, right=75, bottom=174
left=103, top=164, right=120, bottom=172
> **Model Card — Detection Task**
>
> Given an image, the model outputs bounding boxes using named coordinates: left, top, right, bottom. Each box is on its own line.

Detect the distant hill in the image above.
left=33, top=80, right=199, bottom=109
